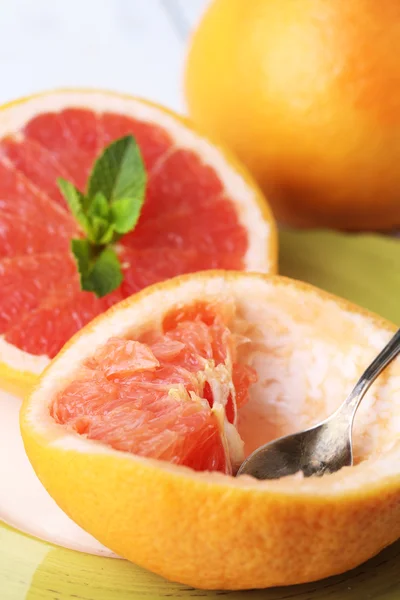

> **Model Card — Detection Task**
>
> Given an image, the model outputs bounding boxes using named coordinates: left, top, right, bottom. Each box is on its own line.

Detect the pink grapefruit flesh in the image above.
left=0, top=103, right=269, bottom=361
left=51, top=304, right=256, bottom=474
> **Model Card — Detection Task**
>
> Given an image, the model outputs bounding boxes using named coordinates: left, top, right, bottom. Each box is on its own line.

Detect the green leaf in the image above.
left=96, top=222, right=115, bottom=245
left=87, top=191, right=110, bottom=221
left=61, top=135, right=147, bottom=297
left=87, top=135, right=147, bottom=206
left=71, top=239, right=122, bottom=297
left=86, top=192, right=115, bottom=244
left=87, top=216, right=115, bottom=245
left=85, top=247, right=123, bottom=298
left=57, top=179, right=88, bottom=231
left=71, top=238, right=92, bottom=278
left=110, top=197, right=143, bottom=234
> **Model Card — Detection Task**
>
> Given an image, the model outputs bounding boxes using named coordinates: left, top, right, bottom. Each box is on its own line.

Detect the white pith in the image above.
left=0, top=89, right=275, bottom=374
left=0, top=338, right=49, bottom=375
left=25, top=273, right=400, bottom=495
left=205, top=360, right=246, bottom=471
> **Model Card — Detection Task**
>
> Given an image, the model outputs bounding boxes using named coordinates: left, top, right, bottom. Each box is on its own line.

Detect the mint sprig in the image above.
left=58, top=135, right=146, bottom=298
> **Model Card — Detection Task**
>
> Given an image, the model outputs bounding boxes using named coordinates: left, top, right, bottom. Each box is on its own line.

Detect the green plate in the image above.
left=1, top=229, right=399, bottom=600
left=280, top=229, right=400, bottom=325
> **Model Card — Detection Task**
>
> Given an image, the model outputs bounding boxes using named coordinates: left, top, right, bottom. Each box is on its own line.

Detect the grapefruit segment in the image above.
left=4, top=279, right=124, bottom=358
left=0, top=136, right=73, bottom=209
left=0, top=253, right=75, bottom=332
left=58, top=108, right=101, bottom=154
left=51, top=364, right=230, bottom=472
left=123, top=197, right=247, bottom=258
left=89, top=338, right=160, bottom=377
left=0, top=161, right=79, bottom=250
left=0, top=161, right=79, bottom=256
left=138, top=148, right=224, bottom=221
left=50, top=306, right=253, bottom=473
left=119, top=247, right=246, bottom=298
left=0, top=212, right=76, bottom=258
left=100, top=112, right=173, bottom=172
left=118, top=247, right=202, bottom=295
left=24, top=109, right=101, bottom=190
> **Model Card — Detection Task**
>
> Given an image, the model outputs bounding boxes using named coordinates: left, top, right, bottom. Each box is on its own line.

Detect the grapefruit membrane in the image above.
left=0, top=89, right=276, bottom=395
left=20, top=272, right=400, bottom=590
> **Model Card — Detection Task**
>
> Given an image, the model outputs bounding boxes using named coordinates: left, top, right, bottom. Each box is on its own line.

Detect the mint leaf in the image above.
left=58, top=179, right=88, bottom=231
left=71, top=240, right=122, bottom=297
left=110, top=196, right=143, bottom=234
left=88, top=216, right=115, bottom=245
left=62, top=135, right=147, bottom=298
left=86, top=192, right=113, bottom=244
left=87, top=135, right=146, bottom=205
left=85, top=248, right=123, bottom=298
left=71, top=238, right=91, bottom=276
left=87, top=191, right=110, bottom=221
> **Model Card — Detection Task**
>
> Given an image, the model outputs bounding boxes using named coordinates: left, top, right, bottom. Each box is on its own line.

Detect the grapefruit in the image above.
left=21, top=271, right=400, bottom=590
left=185, top=0, right=400, bottom=230
left=0, top=89, right=276, bottom=396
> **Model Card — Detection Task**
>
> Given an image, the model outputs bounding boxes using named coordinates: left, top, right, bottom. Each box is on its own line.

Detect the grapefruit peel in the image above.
left=20, top=271, right=400, bottom=590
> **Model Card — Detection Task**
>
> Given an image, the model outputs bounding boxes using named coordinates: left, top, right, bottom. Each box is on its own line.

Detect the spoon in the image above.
left=237, top=329, right=400, bottom=480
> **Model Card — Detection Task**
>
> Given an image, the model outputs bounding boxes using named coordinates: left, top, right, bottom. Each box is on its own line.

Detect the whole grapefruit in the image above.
left=185, top=0, right=400, bottom=230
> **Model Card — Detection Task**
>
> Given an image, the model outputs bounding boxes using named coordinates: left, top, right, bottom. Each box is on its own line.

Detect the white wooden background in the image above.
left=0, top=0, right=209, bottom=113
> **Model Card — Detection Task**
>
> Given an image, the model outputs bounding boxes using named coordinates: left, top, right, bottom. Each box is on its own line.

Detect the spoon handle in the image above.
left=338, top=329, right=400, bottom=422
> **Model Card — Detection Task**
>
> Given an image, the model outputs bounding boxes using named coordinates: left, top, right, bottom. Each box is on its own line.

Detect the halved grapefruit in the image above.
left=20, top=271, right=400, bottom=590
left=0, top=89, right=276, bottom=396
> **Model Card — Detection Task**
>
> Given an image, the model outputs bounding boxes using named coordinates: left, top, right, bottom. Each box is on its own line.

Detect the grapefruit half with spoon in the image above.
left=20, top=271, right=400, bottom=590
left=0, top=89, right=276, bottom=397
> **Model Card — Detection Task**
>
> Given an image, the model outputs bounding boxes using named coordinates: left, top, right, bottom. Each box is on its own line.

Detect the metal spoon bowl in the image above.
left=237, top=329, right=400, bottom=481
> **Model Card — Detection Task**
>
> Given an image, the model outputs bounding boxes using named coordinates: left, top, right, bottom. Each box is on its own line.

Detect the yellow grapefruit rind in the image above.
left=20, top=271, right=400, bottom=590
left=0, top=363, right=37, bottom=398
left=185, top=0, right=400, bottom=230
left=0, top=89, right=277, bottom=397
